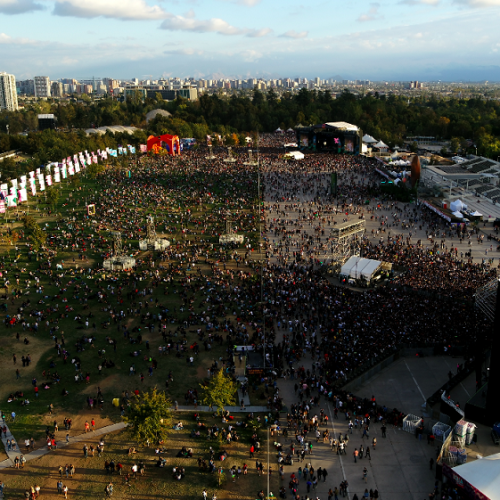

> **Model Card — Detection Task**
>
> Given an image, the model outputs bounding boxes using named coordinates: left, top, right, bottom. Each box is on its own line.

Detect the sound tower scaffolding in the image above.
left=465, top=278, right=500, bottom=425
left=324, top=220, right=365, bottom=268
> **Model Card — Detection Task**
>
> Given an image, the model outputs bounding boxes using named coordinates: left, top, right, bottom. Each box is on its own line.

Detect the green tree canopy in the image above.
left=201, top=369, right=238, bottom=415
left=123, top=388, right=173, bottom=444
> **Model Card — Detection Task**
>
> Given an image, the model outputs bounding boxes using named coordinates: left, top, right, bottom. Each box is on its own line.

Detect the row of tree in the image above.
left=1, top=88, right=500, bottom=159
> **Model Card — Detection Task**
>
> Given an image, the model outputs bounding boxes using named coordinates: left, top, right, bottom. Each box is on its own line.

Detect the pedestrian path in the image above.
left=0, top=404, right=269, bottom=470
left=173, top=405, right=267, bottom=413
left=0, top=416, right=127, bottom=470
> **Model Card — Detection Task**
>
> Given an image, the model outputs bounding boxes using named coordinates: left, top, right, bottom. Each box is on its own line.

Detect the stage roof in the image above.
left=322, top=122, right=360, bottom=132
left=298, top=122, right=360, bottom=133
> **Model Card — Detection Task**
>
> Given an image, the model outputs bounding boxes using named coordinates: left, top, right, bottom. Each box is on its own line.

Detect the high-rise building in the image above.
left=0, top=72, right=18, bottom=111
left=16, top=79, right=35, bottom=96
left=34, top=76, right=51, bottom=98
left=51, top=81, right=63, bottom=97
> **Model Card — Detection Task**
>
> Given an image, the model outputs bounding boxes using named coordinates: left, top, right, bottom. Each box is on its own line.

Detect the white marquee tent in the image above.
left=447, top=452, right=500, bottom=500
left=284, top=151, right=305, bottom=160
left=340, top=256, right=382, bottom=281
left=450, top=199, right=467, bottom=212
left=362, top=134, right=377, bottom=144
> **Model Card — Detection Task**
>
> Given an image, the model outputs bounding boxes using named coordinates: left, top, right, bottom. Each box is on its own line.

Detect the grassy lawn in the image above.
left=0, top=157, right=275, bottom=499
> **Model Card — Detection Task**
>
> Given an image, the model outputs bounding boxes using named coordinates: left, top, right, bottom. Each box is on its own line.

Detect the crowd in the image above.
left=1, top=136, right=493, bottom=499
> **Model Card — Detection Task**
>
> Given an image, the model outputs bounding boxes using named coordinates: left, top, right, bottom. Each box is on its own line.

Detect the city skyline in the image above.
left=1, top=0, right=500, bottom=81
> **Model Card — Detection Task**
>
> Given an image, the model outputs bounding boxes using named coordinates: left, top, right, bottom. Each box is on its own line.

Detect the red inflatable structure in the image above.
left=147, top=134, right=181, bottom=156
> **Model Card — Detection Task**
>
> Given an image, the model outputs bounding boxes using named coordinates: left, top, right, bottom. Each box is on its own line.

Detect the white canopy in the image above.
left=362, top=134, right=377, bottom=144
left=452, top=211, right=464, bottom=218
left=275, top=127, right=283, bottom=133
left=341, top=256, right=382, bottom=281
left=450, top=199, right=467, bottom=212
left=470, top=210, right=482, bottom=217
left=374, top=140, right=389, bottom=149
left=284, top=143, right=298, bottom=148
left=451, top=452, right=500, bottom=500
left=287, top=128, right=295, bottom=132
left=284, top=151, right=304, bottom=160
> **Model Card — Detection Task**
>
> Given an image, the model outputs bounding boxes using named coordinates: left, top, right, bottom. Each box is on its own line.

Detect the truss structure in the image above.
left=475, top=278, right=498, bottom=322
left=146, top=216, right=157, bottom=243
left=224, top=146, right=236, bottom=163
left=111, top=231, right=123, bottom=256
left=244, top=149, right=259, bottom=166
left=323, top=220, right=365, bottom=267
left=206, top=145, right=216, bottom=160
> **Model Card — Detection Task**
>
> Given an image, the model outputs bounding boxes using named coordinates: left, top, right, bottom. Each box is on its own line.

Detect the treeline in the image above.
left=1, top=88, right=500, bottom=161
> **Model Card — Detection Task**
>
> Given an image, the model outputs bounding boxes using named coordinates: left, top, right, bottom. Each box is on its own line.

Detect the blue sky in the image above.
left=1, top=0, right=500, bottom=81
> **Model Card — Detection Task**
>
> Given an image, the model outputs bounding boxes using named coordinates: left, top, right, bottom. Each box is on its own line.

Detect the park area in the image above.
left=0, top=136, right=498, bottom=500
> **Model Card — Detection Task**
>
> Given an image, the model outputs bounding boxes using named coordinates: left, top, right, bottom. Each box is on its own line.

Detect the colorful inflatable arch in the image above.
left=147, top=134, right=181, bottom=156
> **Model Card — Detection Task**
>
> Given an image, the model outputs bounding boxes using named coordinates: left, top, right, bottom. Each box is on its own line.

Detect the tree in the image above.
left=200, top=369, right=238, bottom=415
left=123, top=388, right=172, bottom=444
left=22, top=215, right=46, bottom=251
left=46, top=186, right=60, bottom=210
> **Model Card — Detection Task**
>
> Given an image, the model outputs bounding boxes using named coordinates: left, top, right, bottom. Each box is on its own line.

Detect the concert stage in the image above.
left=295, top=121, right=363, bottom=154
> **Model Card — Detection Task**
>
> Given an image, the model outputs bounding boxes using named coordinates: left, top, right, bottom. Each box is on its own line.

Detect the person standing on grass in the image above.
left=63, top=484, right=68, bottom=499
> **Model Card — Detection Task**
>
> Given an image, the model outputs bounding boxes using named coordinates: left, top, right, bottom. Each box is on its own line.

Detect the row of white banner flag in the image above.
left=0, top=144, right=147, bottom=213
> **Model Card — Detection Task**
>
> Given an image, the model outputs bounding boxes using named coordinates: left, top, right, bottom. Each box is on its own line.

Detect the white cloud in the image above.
left=164, top=47, right=204, bottom=56
left=160, top=14, right=242, bottom=34
left=160, top=12, right=271, bottom=37
left=53, top=0, right=168, bottom=20
left=0, top=0, right=44, bottom=15
left=453, top=0, right=500, bottom=6
left=246, top=28, right=273, bottom=38
left=240, top=49, right=262, bottom=61
left=399, top=0, right=440, bottom=5
left=235, top=0, right=261, bottom=5
left=280, top=30, right=308, bottom=39
left=357, top=3, right=382, bottom=22
left=0, top=32, right=39, bottom=45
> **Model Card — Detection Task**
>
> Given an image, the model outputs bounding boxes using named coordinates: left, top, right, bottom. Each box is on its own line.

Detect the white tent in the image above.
left=275, top=127, right=283, bottom=133
left=449, top=452, right=500, bottom=500
left=284, top=143, right=298, bottom=148
left=362, top=134, right=377, bottom=144
left=286, top=128, right=295, bottom=133
left=470, top=210, right=482, bottom=217
left=452, top=211, right=464, bottom=219
left=284, top=151, right=304, bottom=160
left=450, top=200, right=467, bottom=212
left=374, top=140, right=389, bottom=149
left=340, top=256, right=382, bottom=281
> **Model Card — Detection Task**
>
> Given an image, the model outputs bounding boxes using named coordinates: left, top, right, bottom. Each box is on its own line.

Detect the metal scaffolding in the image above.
left=326, top=220, right=365, bottom=267
left=146, top=216, right=157, bottom=244
left=111, top=231, right=123, bottom=256
left=475, top=278, right=498, bottom=322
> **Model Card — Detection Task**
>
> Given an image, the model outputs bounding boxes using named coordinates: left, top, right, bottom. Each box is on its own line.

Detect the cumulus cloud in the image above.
left=280, top=30, right=308, bottom=39
left=160, top=12, right=271, bottom=36
left=160, top=14, right=242, bottom=34
left=357, top=3, right=382, bottom=22
left=0, top=32, right=39, bottom=45
left=0, top=0, right=44, bottom=15
left=53, top=0, right=168, bottom=20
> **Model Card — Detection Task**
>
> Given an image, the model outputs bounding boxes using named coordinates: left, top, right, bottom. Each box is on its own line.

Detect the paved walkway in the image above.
left=0, top=418, right=127, bottom=470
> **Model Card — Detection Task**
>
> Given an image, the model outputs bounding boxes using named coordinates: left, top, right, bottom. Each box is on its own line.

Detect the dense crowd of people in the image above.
left=0, top=135, right=491, bottom=500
